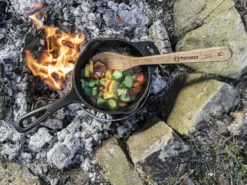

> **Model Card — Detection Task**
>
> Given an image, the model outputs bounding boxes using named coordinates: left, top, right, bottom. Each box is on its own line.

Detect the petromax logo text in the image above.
left=174, top=55, right=199, bottom=62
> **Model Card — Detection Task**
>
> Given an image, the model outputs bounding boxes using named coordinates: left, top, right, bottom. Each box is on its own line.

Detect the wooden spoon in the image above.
left=92, top=47, right=232, bottom=71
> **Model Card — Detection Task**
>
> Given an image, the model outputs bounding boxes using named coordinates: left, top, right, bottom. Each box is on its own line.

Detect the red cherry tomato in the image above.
left=136, top=73, right=145, bottom=85
left=110, top=69, right=115, bottom=73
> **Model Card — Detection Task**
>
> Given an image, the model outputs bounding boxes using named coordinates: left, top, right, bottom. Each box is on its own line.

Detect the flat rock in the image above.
left=174, top=0, right=247, bottom=78
left=0, top=156, right=41, bottom=185
left=174, top=0, right=235, bottom=37
left=95, top=137, right=144, bottom=185
left=127, top=120, right=191, bottom=183
left=166, top=73, right=240, bottom=135
left=127, top=120, right=173, bottom=164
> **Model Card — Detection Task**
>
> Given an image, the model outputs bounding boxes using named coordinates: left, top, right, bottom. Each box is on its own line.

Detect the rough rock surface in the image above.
left=166, top=74, right=240, bottom=135
left=174, top=0, right=235, bottom=37
left=96, top=137, right=144, bottom=185
left=168, top=0, right=245, bottom=136
left=175, top=0, right=247, bottom=78
left=0, top=156, right=41, bottom=185
left=127, top=120, right=173, bottom=164
left=127, top=120, right=190, bottom=184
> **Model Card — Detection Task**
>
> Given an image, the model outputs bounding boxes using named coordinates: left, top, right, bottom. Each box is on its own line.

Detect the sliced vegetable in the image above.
left=97, top=96, right=107, bottom=106
left=105, top=71, right=112, bottom=79
left=109, top=80, right=119, bottom=94
left=89, top=60, right=94, bottom=73
left=81, top=59, right=146, bottom=109
left=120, top=95, right=131, bottom=102
left=123, top=68, right=134, bottom=76
left=136, top=73, right=145, bottom=85
left=117, top=88, right=128, bottom=96
left=103, top=92, right=117, bottom=99
left=130, top=82, right=142, bottom=95
left=90, top=73, right=99, bottom=80
left=107, top=99, right=118, bottom=109
left=131, top=74, right=137, bottom=80
left=87, top=79, right=98, bottom=87
left=123, top=75, right=134, bottom=88
left=99, top=79, right=106, bottom=85
left=112, top=70, right=123, bottom=81
left=118, top=102, right=127, bottom=108
left=104, top=79, right=112, bottom=92
left=84, top=64, right=90, bottom=78
left=91, top=87, right=98, bottom=97
left=84, top=86, right=91, bottom=96
left=122, top=52, right=129, bottom=56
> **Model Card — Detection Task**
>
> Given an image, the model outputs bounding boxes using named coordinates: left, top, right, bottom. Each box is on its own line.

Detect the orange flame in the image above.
left=26, top=3, right=85, bottom=91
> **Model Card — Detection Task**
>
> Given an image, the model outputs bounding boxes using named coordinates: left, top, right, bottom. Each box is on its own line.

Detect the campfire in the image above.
left=1, top=0, right=246, bottom=184
left=25, top=3, right=85, bottom=91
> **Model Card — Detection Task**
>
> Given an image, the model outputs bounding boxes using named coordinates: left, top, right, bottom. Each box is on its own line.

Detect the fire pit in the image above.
left=0, top=0, right=172, bottom=184
left=1, top=0, right=247, bottom=184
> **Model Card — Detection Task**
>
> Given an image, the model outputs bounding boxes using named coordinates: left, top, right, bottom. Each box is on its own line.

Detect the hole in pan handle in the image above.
left=132, top=41, right=160, bottom=56
left=15, top=89, right=79, bottom=133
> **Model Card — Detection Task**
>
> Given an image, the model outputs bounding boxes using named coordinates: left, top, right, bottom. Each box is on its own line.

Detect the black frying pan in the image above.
left=15, top=38, right=160, bottom=133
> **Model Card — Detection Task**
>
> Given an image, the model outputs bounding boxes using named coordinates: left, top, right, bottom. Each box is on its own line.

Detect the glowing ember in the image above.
left=26, top=3, right=85, bottom=91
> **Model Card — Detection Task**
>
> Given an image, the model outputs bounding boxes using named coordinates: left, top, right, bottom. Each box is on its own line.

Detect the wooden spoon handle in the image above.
left=132, top=47, right=232, bottom=66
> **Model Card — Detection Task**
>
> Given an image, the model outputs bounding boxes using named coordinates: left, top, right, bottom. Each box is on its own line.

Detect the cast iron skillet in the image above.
left=15, top=38, right=160, bottom=133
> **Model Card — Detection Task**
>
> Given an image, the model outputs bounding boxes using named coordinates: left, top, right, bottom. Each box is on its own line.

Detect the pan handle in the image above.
left=15, top=89, right=79, bottom=133
left=132, top=41, right=160, bottom=56
left=132, top=40, right=160, bottom=74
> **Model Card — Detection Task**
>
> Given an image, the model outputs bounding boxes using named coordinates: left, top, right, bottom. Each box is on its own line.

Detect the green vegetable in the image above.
left=84, top=86, right=91, bottom=96
left=99, top=79, right=106, bottom=85
left=91, top=87, right=98, bottom=97
left=122, top=52, right=129, bottom=56
left=117, top=88, right=128, bottom=96
left=107, top=99, right=118, bottom=108
left=112, top=70, right=123, bottom=81
left=120, top=95, right=131, bottom=102
left=123, top=68, right=134, bottom=76
left=97, top=96, right=107, bottom=106
left=123, top=75, right=133, bottom=88
left=87, top=79, right=98, bottom=87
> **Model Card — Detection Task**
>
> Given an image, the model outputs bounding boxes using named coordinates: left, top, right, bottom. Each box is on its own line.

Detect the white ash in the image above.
left=150, top=74, right=168, bottom=94
left=41, top=119, right=63, bottom=130
left=149, top=20, right=172, bottom=54
left=29, top=127, right=53, bottom=152
left=13, top=92, right=28, bottom=121
left=0, top=121, right=24, bottom=160
left=47, top=143, right=77, bottom=169
left=20, top=152, right=32, bottom=163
